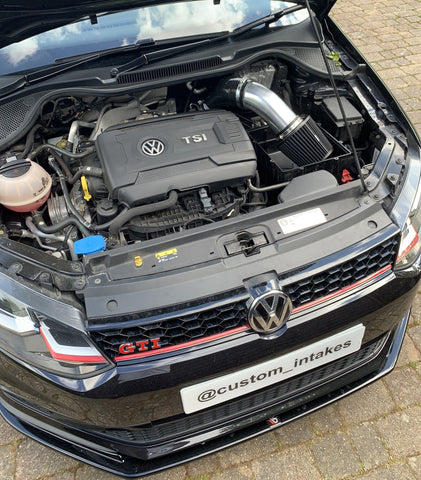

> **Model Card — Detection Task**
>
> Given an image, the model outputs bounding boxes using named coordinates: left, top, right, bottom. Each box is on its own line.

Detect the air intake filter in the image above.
left=278, top=116, right=333, bottom=167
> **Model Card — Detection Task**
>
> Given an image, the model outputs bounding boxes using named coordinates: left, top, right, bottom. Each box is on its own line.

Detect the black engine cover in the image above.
left=96, top=110, right=257, bottom=206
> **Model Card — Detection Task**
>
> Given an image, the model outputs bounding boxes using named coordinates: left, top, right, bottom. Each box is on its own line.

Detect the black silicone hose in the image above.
left=32, top=214, right=87, bottom=237
left=108, top=191, right=178, bottom=238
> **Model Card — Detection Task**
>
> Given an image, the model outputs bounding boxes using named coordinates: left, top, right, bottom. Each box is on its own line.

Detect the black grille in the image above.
left=283, top=235, right=399, bottom=308
left=90, top=235, right=398, bottom=359
left=97, top=334, right=387, bottom=444
left=117, top=57, right=222, bottom=84
left=91, top=297, right=248, bottom=358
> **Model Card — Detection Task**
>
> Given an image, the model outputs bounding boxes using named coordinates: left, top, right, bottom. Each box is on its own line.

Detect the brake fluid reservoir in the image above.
left=0, top=157, right=52, bottom=212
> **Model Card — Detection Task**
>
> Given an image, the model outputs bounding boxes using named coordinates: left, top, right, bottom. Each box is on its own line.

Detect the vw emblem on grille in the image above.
left=141, top=139, right=165, bottom=156
left=248, top=290, right=292, bottom=335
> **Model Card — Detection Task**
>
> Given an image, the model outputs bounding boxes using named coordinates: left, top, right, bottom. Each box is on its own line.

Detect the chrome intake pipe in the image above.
left=207, top=77, right=332, bottom=167
left=236, top=78, right=299, bottom=136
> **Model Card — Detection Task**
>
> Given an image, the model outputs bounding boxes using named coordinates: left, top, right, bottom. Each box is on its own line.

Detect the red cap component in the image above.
left=341, top=169, right=353, bottom=184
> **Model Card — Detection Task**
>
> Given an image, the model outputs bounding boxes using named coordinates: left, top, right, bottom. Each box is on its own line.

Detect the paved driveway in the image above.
left=1, top=0, right=420, bottom=478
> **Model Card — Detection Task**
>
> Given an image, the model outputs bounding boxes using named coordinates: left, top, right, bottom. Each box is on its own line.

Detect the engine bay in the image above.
left=0, top=58, right=384, bottom=259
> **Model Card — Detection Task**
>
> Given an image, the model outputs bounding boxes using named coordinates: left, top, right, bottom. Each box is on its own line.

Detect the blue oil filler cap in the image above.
left=74, top=235, right=106, bottom=255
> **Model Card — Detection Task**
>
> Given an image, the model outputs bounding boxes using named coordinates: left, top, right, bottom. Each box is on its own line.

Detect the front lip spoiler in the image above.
left=0, top=310, right=410, bottom=477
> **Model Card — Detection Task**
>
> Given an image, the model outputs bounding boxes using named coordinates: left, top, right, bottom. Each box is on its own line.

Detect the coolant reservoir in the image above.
left=0, top=157, right=52, bottom=212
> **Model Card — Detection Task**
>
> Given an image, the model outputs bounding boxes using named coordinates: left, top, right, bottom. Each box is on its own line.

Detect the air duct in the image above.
left=208, top=77, right=332, bottom=167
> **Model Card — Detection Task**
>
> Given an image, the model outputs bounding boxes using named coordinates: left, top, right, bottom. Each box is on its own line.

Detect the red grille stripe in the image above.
left=114, top=265, right=392, bottom=361
left=114, top=325, right=249, bottom=361
left=291, top=265, right=392, bottom=313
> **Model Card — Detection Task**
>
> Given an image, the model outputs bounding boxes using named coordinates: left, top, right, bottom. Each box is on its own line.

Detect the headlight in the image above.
left=0, top=292, right=110, bottom=376
left=392, top=140, right=421, bottom=270
left=395, top=218, right=421, bottom=269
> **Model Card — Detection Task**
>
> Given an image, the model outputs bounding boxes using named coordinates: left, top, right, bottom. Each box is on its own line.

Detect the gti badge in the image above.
left=141, top=139, right=165, bottom=156
left=118, top=338, right=161, bottom=355
left=246, top=275, right=292, bottom=338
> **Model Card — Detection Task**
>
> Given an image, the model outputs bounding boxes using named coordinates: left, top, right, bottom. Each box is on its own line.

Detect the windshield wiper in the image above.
left=110, top=5, right=305, bottom=77
left=230, top=4, right=304, bottom=37
left=25, top=42, right=149, bottom=84
left=0, top=42, right=145, bottom=97
left=0, top=5, right=305, bottom=97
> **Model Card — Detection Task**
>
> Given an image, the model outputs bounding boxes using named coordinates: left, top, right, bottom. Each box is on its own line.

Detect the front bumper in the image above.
left=0, top=264, right=417, bottom=477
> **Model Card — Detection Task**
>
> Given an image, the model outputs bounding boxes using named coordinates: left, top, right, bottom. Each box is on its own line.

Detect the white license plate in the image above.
left=181, top=324, right=365, bottom=414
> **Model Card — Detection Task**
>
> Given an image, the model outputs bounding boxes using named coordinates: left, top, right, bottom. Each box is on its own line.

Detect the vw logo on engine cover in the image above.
left=248, top=290, right=292, bottom=335
left=141, top=139, right=165, bottom=156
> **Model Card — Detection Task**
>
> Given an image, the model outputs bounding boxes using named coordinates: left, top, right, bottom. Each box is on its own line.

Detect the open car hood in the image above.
left=0, top=0, right=335, bottom=49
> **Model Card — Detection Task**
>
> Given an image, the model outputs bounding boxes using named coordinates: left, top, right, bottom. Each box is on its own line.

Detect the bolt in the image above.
left=71, top=262, right=82, bottom=272
left=107, top=300, right=118, bottom=311
left=94, top=278, right=101, bottom=285
left=39, top=272, right=50, bottom=282
left=10, top=263, right=22, bottom=273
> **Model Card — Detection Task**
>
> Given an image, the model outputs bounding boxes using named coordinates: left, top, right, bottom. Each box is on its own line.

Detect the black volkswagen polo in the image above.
left=0, top=0, right=420, bottom=476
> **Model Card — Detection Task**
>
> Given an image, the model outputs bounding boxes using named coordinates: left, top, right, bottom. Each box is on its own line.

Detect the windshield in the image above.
left=0, top=0, right=308, bottom=76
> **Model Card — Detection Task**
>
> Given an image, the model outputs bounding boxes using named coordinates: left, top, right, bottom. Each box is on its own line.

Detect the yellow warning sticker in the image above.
left=155, top=248, right=178, bottom=262
left=134, top=255, right=143, bottom=267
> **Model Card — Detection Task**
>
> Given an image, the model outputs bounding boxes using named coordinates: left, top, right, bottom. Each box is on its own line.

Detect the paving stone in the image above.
left=275, top=416, right=314, bottom=447
left=408, top=111, right=421, bottom=126
left=216, top=432, right=278, bottom=469
left=16, top=439, right=79, bottom=479
left=0, top=444, right=15, bottom=480
left=75, top=464, right=127, bottom=480
left=372, top=68, right=404, bottom=80
left=410, top=297, right=421, bottom=325
left=375, top=405, right=421, bottom=458
left=209, top=464, right=254, bottom=480
left=251, top=445, right=321, bottom=480
left=0, top=415, right=25, bottom=445
left=397, top=333, right=421, bottom=367
left=186, top=453, right=221, bottom=477
left=383, top=367, right=421, bottom=408
left=336, top=381, right=395, bottom=425
left=357, top=463, right=416, bottom=480
left=392, top=89, right=410, bottom=102
left=47, top=473, right=75, bottom=480
left=408, top=455, right=421, bottom=480
left=311, top=431, right=361, bottom=479
left=348, top=422, right=389, bottom=470
left=409, top=325, right=421, bottom=351
left=145, top=465, right=187, bottom=480
left=309, top=405, right=342, bottom=434
left=400, top=97, right=421, bottom=113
